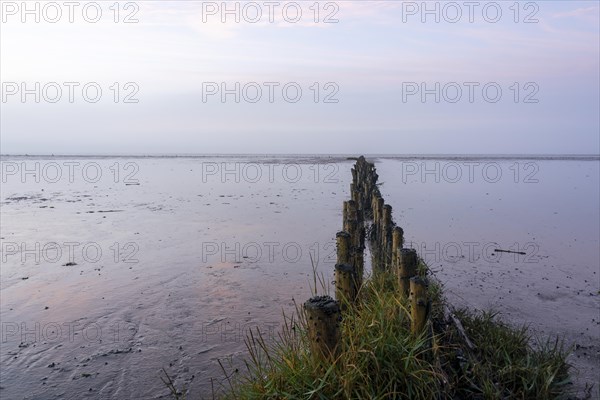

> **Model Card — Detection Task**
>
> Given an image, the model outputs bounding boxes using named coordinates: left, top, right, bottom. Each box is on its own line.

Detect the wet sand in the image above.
left=0, top=155, right=598, bottom=399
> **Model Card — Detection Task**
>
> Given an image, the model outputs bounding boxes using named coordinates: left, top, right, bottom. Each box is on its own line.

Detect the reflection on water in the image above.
left=0, top=155, right=598, bottom=399
left=377, top=157, right=600, bottom=395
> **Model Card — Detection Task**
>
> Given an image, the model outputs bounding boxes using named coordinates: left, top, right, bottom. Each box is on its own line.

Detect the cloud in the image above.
left=552, top=6, right=599, bottom=22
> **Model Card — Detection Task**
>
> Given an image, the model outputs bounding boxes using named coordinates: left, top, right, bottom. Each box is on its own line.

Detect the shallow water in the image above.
left=0, top=155, right=598, bottom=399
left=376, top=156, right=600, bottom=396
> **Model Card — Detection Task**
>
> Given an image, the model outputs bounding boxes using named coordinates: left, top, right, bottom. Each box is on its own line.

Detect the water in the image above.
left=375, top=157, right=600, bottom=395
left=1, top=155, right=598, bottom=399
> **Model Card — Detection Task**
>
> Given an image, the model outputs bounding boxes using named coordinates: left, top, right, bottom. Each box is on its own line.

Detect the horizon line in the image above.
left=1, top=153, right=599, bottom=159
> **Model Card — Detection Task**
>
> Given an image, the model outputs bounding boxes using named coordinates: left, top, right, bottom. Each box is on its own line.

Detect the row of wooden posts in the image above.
left=304, top=156, right=430, bottom=361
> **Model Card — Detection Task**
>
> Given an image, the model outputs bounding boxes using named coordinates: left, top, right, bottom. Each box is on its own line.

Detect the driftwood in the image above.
left=443, top=304, right=475, bottom=351
left=494, top=248, right=526, bottom=255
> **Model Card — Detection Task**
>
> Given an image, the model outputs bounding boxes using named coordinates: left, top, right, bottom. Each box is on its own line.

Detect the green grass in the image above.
left=214, top=269, right=572, bottom=400
left=452, top=310, right=571, bottom=399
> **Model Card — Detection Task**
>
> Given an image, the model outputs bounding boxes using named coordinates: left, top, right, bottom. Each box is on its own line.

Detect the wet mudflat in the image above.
left=0, top=155, right=598, bottom=399
left=377, top=156, right=599, bottom=397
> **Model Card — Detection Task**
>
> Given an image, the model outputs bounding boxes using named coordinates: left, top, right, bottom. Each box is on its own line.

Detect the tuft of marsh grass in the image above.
left=216, top=269, right=572, bottom=399
left=452, top=309, right=571, bottom=400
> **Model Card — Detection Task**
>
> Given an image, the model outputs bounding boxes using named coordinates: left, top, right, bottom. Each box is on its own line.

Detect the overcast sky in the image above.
left=1, top=1, right=598, bottom=155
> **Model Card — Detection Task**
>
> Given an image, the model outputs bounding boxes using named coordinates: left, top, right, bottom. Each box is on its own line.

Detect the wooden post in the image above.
left=399, top=248, right=418, bottom=298
left=350, top=183, right=358, bottom=204
left=391, top=226, right=404, bottom=271
left=410, top=277, right=429, bottom=336
left=352, top=189, right=359, bottom=205
left=382, top=205, right=392, bottom=262
left=354, top=197, right=363, bottom=226
left=346, top=200, right=357, bottom=221
left=345, top=219, right=358, bottom=250
left=371, top=194, right=379, bottom=223
left=358, top=218, right=365, bottom=249
left=373, top=196, right=383, bottom=240
left=335, top=263, right=357, bottom=305
left=354, top=250, right=364, bottom=286
left=382, top=205, right=392, bottom=231
left=377, top=198, right=384, bottom=226
left=344, top=200, right=358, bottom=246
left=342, top=201, right=348, bottom=229
left=304, top=296, right=341, bottom=361
left=336, top=231, right=352, bottom=265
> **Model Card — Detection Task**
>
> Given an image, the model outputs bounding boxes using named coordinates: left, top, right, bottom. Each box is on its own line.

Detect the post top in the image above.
left=304, top=295, right=340, bottom=315
left=400, top=248, right=417, bottom=256
left=336, top=231, right=351, bottom=238
left=409, top=276, right=428, bottom=287
left=335, top=263, right=355, bottom=273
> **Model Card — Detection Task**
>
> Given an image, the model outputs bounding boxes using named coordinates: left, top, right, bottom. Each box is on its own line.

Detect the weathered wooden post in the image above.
left=354, top=162, right=363, bottom=206
left=354, top=207, right=365, bottom=251
left=345, top=201, right=358, bottom=246
left=350, top=182, right=360, bottom=205
left=335, top=263, right=357, bottom=305
left=358, top=217, right=366, bottom=249
left=354, top=250, right=364, bottom=286
left=399, top=248, right=418, bottom=298
left=343, top=203, right=364, bottom=287
left=377, top=197, right=384, bottom=226
left=346, top=200, right=357, bottom=221
left=382, top=205, right=392, bottom=265
left=336, top=231, right=352, bottom=265
left=304, top=296, right=341, bottom=361
left=342, top=200, right=348, bottom=229
left=373, top=195, right=382, bottom=236
left=370, top=195, right=377, bottom=234
left=391, top=226, right=404, bottom=271
left=371, top=193, right=379, bottom=223
left=410, top=277, right=429, bottom=336
left=343, top=219, right=356, bottom=244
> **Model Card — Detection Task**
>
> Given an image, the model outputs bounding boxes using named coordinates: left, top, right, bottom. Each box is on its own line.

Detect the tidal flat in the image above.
left=0, top=155, right=598, bottom=399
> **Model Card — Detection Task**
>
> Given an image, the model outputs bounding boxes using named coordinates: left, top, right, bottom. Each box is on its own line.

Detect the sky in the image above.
left=0, top=0, right=599, bottom=155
